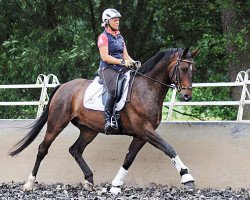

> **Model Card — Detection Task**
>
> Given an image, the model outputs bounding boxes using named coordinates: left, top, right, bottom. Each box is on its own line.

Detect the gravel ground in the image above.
left=0, top=182, right=250, bottom=200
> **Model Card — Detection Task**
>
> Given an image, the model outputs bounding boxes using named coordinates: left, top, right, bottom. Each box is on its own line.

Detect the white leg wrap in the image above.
left=111, top=167, right=128, bottom=187
left=171, top=155, right=188, bottom=173
left=181, top=173, right=195, bottom=184
left=109, top=186, right=122, bottom=195
left=23, top=173, right=36, bottom=191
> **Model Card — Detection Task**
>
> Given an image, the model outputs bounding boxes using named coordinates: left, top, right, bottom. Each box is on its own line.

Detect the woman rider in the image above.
left=97, top=8, right=136, bottom=134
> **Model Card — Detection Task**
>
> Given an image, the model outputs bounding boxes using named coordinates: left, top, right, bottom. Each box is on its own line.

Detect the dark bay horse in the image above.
left=10, top=48, right=199, bottom=194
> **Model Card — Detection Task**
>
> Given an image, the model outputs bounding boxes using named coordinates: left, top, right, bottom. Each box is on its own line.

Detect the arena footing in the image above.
left=1, top=119, right=249, bottom=189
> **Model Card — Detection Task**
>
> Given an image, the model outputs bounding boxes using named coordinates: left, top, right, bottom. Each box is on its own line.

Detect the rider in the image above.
left=98, top=8, right=135, bottom=134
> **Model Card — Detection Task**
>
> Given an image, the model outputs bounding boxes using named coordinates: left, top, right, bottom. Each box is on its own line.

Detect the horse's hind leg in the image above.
left=69, top=127, right=98, bottom=191
left=110, top=137, right=146, bottom=194
left=23, top=121, right=70, bottom=191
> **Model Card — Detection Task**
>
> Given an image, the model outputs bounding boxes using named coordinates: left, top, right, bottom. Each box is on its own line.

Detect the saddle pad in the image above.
left=83, top=71, right=130, bottom=111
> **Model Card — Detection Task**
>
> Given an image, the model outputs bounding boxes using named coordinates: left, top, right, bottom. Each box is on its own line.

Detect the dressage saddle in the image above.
left=97, top=70, right=127, bottom=134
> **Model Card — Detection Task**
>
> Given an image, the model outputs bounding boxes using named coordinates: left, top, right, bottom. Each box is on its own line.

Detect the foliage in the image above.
left=163, top=87, right=237, bottom=121
left=0, top=0, right=249, bottom=119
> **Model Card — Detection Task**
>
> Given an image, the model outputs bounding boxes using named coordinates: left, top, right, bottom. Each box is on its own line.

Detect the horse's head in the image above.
left=169, top=48, right=199, bottom=101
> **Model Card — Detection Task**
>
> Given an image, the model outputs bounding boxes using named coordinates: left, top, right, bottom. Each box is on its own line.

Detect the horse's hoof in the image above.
left=109, top=186, right=122, bottom=194
left=23, top=173, right=36, bottom=192
left=23, top=182, right=34, bottom=192
left=181, top=173, right=194, bottom=188
left=84, top=180, right=94, bottom=191
left=182, top=181, right=195, bottom=189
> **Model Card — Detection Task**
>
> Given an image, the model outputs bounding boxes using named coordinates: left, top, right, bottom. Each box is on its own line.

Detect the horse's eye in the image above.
left=180, top=67, right=188, bottom=72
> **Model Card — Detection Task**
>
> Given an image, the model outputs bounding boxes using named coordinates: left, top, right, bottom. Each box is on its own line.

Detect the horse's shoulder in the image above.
left=63, top=78, right=92, bottom=86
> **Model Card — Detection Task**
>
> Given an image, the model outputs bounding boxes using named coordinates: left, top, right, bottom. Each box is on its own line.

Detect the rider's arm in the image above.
left=98, top=33, right=123, bottom=65
left=99, top=46, right=122, bottom=65
left=123, top=47, right=134, bottom=63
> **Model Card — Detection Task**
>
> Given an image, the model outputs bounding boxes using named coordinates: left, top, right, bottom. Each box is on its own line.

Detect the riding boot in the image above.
left=104, top=93, right=118, bottom=134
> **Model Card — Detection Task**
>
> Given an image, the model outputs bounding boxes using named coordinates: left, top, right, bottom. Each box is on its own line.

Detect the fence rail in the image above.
left=163, top=69, right=250, bottom=122
left=0, top=70, right=249, bottom=122
left=0, top=74, right=59, bottom=117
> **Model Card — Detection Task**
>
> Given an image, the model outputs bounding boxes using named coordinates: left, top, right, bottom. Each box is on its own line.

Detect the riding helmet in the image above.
left=101, top=9, right=121, bottom=27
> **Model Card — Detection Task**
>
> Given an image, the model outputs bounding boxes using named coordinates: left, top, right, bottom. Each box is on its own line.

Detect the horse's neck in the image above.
left=136, top=62, right=170, bottom=105
left=149, top=62, right=170, bottom=97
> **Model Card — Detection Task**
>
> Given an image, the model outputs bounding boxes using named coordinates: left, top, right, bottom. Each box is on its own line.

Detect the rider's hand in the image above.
left=121, top=59, right=133, bottom=67
left=124, top=60, right=132, bottom=67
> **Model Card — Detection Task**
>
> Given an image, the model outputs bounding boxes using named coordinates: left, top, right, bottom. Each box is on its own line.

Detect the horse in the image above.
left=9, top=47, right=199, bottom=194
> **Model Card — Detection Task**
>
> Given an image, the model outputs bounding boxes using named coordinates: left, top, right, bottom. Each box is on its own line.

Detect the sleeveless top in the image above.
left=98, top=30, right=125, bottom=71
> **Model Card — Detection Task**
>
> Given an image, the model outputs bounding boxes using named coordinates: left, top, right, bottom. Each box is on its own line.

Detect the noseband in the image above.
left=171, top=58, right=194, bottom=92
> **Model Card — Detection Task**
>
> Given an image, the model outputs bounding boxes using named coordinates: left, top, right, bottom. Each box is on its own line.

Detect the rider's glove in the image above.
left=120, top=59, right=133, bottom=67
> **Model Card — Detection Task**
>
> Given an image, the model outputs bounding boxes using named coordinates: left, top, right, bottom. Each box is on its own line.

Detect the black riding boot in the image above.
left=104, top=93, right=118, bottom=134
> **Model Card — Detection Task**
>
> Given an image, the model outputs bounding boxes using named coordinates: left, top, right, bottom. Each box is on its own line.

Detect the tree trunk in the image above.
left=44, top=0, right=57, bottom=29
left=221, top=0, right=250, bottom=119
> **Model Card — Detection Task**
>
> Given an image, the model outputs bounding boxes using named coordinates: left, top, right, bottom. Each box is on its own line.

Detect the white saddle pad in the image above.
left=83, top=71, right=130, bottom=111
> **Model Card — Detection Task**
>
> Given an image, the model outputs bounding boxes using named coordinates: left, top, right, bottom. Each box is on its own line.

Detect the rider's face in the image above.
left=109, top=18, right=120, bottom=30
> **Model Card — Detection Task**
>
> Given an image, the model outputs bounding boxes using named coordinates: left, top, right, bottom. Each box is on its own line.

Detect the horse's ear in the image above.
left=191, top=48, right=200, bottom=58
left=181, top=48, right=189, bottom=58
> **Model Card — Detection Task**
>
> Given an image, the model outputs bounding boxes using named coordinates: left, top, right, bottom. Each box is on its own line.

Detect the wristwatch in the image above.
left=120, top=59, right=125, bottom=65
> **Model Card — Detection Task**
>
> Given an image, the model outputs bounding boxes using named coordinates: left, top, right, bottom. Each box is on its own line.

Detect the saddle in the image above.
left=98, top=70, right=127, bottom=105
left=84, top=70, right=131, bottom=106
left=84, top=67, right=138, bottom=135
left=98, top=70, right=128, bottom=134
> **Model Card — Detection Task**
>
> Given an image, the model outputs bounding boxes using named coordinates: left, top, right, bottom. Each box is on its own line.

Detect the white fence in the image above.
left=0, top=70, right=249, bottom=121
left=0, top=74, right=59, bottom=117
left=164, top=69, right=250, bottom=122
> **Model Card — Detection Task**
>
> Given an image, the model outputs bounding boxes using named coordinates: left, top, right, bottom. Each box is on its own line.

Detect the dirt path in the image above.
left=1, top=120, right=250, bottom=189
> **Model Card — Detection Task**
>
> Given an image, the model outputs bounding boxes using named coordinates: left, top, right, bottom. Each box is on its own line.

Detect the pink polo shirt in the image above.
left=97, top=28, right=126, bottom=48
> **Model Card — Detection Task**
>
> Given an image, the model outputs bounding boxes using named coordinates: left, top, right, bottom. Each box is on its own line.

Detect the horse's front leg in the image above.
left=144, top=127, right=195, bottom=188
left=110, top=136, right=146, bottom=194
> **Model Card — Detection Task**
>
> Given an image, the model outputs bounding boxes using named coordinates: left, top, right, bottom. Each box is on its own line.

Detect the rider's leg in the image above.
left=104, top=93, right=117, bottom=133
left=101, top=67, right=119, bottom=134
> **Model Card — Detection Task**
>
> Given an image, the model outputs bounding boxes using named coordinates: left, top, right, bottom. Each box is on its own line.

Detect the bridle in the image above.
left=131, top=57, right=194, bottom=92
left=170, top=58, right=194, bottom=92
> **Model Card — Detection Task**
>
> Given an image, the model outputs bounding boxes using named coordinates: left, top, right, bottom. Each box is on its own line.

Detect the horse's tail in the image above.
left=9, top=85, right=61, bottom=157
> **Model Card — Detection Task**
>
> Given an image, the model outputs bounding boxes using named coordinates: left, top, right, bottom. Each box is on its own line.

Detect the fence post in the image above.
left=236, top=71, right=248, bottom=121
left=245, top=69, right=250, bottom=100
left=47, top=74, right=60, bottom=84
left=166, top=89, right=177, bottom=122
left=36, top=74, right=49, bottom=118
left=36, top=74, right=60, bottom=118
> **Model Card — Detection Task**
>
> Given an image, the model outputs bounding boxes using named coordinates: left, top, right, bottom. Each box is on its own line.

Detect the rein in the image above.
left=132, top=69, right=175, bottom=89
left=130, top=59, right=194, bottom=91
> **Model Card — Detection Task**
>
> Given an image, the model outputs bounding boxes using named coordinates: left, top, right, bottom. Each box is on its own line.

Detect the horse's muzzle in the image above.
left=179, top=91, right=192, bottom=101
left=182, top=93, right=192, bottom=101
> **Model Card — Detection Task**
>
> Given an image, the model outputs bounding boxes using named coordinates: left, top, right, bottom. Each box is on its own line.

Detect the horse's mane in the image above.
left=137, top=48, right=179, bottom=74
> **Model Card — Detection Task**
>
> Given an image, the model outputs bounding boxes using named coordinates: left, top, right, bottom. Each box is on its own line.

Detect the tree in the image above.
left=221, top=0, right=250, bottom=119
left=0, top=0, right=249, bottom=119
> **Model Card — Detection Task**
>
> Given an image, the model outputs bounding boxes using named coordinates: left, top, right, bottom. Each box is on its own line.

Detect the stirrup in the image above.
left=105, top=126, right=118, bottom=135
left=110, top=116, right=118, bottom=130
left=104, top=117, right=118, bottom=135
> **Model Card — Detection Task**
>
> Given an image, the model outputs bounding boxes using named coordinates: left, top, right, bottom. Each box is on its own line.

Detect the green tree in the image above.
left=0, top=0, right=249, bottom=119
